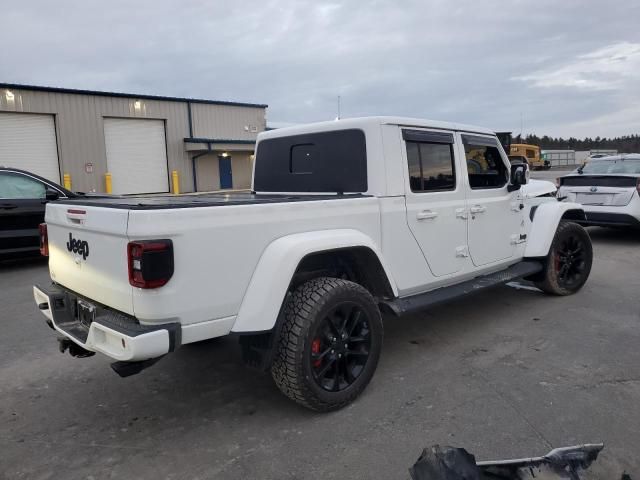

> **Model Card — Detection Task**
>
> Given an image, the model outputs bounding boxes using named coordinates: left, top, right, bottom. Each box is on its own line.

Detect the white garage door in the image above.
left=104, top=118, right=169, bottom=194
left=0, top=112, right=60, bottom=183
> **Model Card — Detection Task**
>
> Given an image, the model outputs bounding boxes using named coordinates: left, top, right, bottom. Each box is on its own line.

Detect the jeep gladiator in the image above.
left=34, top=116, right=592, bottom=411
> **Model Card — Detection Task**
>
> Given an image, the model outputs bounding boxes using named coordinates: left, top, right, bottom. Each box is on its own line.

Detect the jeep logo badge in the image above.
left=67, top=233, right=90, bottom=260
left=590, top=186, right=598, bottom=192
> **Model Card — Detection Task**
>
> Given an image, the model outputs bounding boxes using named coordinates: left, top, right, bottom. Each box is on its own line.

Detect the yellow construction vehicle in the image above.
left=509, top=144, right=550, bottom=170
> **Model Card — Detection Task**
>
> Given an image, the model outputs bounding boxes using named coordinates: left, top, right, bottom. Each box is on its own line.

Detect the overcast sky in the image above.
left=3, top=0, right=639, bottom=138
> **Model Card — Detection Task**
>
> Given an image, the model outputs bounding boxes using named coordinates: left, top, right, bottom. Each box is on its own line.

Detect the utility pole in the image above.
left=337, top=95, right=341, bottom=120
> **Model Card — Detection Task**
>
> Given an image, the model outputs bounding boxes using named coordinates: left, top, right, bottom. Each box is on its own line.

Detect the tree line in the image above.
left=512, top=133, right=640, bottom=153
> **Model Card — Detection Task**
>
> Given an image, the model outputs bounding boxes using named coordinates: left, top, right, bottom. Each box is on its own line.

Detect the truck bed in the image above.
left=56, top=192, right=366, bottom=210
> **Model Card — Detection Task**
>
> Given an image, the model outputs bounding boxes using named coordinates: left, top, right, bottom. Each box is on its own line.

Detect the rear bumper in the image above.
left=576, top=212, right=640, bottom=228
left=33, top=283, right=180, bottom=361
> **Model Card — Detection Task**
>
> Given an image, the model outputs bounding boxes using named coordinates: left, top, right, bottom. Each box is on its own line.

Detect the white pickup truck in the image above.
left=34, top=116, right=593, bottom=411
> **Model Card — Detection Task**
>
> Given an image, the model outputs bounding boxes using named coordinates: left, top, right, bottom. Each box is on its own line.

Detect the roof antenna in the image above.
left=335, top=95, right=341, bottom=120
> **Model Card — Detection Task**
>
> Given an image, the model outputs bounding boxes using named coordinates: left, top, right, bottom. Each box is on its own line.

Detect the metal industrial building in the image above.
left=0, top=83, right=267, bottom=194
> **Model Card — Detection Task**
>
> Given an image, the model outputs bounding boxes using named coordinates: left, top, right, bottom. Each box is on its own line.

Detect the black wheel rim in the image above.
left=554, top=234, right=587, bottom=288
left=309, top=301, right=372, bottom=392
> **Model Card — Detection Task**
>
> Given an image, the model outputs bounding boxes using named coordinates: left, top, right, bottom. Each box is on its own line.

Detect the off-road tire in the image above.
left=271, top=277, right=383, bottom=412
left=535, top=221, right=592, bottom=295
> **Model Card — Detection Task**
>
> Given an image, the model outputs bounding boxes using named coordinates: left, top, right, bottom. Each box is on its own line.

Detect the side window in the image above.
left=405, top=140, right=456, bottom=192
left=0, top=172, right=46, bottom=199
left=463, top=136, right=508, bottom=189
left=254, top=129, right=367, bottom=193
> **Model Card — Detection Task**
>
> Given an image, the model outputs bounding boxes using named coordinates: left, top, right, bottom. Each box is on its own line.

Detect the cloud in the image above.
left=1, top=0, right=639, bottom=138
left=513, top=42, right=640, bottom=91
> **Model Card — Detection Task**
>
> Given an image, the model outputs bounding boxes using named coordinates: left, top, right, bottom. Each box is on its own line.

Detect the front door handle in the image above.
left=417, top=210, right=438, bottom=220
left=0, top=203, right=18, bottom=210
left=470, top=205, right=486, bottom=214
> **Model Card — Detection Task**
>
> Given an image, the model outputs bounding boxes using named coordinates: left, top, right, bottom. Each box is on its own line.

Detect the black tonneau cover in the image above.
left=55, top=192, right=367, bottom=210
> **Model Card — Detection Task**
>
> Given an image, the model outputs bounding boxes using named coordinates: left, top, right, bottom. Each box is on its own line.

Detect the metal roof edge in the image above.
left=184, top=138, right=257, bottom=144
left=0, top=83, right=268, bottom=109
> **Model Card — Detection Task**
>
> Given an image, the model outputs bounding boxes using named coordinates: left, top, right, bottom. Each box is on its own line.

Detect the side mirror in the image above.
left=508, top=163, right=529, bottom=192
left=45, top=188, right=60, bottom=201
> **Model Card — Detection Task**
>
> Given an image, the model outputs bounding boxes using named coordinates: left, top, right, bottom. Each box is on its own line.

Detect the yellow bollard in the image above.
left=171, top=170, right=180, bottom=194
left=63, top=173, right=72, bottom=190
left=105, top=173, right=112, bottom=194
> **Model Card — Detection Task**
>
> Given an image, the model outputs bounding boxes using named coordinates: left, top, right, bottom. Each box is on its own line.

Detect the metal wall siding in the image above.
left=0, top=88, right=265, bottom=193
left=1, top=89, right=160, bottom=192
left=191, top=103, right=266, bottom=141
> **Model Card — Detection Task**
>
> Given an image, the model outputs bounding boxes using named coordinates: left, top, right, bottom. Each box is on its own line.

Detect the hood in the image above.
left=521, top=179, right=556, bottom=198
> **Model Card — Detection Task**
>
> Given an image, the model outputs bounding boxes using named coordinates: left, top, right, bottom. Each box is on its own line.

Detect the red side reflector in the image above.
left=39, top=223, right=49, bottom=257
left=127, top=240, right=174, bottom=289
left=67, top=209, right=86, bottom=215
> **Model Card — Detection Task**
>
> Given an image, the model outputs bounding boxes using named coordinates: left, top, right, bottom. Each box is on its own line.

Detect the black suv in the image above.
left=0, top=167, right=76, bottom=260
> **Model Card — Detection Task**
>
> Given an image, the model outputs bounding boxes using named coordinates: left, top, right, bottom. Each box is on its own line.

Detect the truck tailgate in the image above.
left=45, top=203, right=133, bottom=315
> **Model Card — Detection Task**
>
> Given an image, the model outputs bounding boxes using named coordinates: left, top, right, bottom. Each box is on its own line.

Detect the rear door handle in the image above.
left=0, top=203, right=18, bottom=210
left=470, top=205, right=486, bottom=214
left=417, top=210, right=438, bottom=220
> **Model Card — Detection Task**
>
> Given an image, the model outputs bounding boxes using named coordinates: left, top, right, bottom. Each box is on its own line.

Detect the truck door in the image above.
left=458, top=133, right=522, bottom=267
left=403, top=129, right=467, bottom=276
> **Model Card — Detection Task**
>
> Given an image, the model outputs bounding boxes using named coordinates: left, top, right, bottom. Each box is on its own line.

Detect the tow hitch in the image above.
left=57, top=337, right=95, bottom=358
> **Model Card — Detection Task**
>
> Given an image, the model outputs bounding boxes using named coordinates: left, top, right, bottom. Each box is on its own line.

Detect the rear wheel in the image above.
left=271, top=277, right=383, bottom=412
left=535, top=221, right=592, bottom=295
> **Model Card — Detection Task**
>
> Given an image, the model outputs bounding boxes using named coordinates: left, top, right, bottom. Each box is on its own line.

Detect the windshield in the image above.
left=577, top=159, right=640, bottom=174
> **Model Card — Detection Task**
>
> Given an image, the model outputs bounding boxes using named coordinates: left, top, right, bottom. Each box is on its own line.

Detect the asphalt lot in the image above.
left=2, top=193, right=639, bottom=478
left=530, top=167, right=573, bottom=183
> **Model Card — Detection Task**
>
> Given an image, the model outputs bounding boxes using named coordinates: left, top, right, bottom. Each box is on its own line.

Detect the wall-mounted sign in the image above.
left=85, top=162, right=94, bottom=173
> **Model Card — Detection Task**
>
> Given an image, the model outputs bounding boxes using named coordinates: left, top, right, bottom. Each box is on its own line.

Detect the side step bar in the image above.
left=381, top=260, right=543, bottom=316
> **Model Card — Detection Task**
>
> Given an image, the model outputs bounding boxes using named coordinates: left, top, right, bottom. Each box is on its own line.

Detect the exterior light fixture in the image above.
left=221, top=152, right=229, bottom=157
left=5, top=90, right=14, bottom=101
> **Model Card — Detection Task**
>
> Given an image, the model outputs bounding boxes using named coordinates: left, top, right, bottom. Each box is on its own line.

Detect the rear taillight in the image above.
left=127, top=240, right=174, bottom=289
left=39, top=223, right=48, bottom=257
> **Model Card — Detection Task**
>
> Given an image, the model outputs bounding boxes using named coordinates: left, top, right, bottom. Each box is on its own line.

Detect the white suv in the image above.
left=558, top=154, right=640, bottom=229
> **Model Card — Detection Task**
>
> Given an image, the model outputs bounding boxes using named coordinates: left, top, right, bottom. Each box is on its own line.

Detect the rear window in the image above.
left=253, top=129, right=367, bottom=193
left=579, top=159, right=640, bottom=175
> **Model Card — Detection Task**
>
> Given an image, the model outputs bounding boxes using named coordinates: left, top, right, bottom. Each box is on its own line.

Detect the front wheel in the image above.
left=535, top=221, right=593, bottom=295
left=271, top=277, right=383, bottom=412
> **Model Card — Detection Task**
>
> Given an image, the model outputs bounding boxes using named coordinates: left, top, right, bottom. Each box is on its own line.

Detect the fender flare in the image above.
left=524, top=202, right=586, bottom=258
left=231, top=229, right=398, bottom=333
